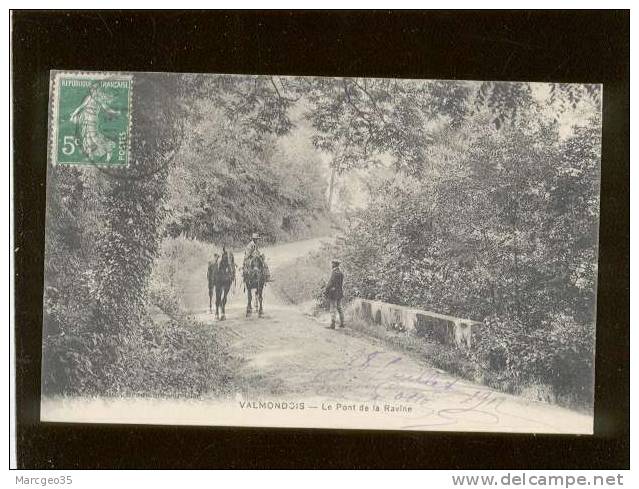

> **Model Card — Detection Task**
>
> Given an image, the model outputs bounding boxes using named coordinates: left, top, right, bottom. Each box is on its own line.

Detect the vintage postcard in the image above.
left=40, top=71, right=601, bottom=433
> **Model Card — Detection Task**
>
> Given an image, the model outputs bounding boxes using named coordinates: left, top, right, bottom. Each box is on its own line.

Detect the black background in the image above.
left=12, top=10, right=629, bottom=469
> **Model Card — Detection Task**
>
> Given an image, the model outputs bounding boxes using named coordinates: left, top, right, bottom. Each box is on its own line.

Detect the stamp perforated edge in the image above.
left=48, top=71, right=134, bottom=168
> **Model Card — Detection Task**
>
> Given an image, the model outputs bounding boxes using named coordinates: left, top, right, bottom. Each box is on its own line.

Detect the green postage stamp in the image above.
left=49, top=72, right=133, bottom=166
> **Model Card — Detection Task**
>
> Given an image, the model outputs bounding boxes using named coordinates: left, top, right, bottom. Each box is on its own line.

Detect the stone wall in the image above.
left=348, top=298, right=482, bottom=349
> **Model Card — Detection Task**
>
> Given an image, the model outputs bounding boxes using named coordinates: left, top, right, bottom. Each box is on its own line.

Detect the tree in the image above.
left=90, top=74, right=185, bottom=337
left=162, top=88, right=327, bottom=244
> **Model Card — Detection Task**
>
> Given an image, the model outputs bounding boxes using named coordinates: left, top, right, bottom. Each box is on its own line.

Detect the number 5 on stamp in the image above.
left=50, top=72, right=133, bottom=166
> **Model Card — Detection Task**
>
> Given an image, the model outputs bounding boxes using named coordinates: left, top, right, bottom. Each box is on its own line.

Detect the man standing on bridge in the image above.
left=325, top=258, right=345, bottom=329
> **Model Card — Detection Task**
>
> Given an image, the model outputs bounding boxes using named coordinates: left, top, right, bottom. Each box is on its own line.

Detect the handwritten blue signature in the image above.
left=310, top=350, right=562, bottom=431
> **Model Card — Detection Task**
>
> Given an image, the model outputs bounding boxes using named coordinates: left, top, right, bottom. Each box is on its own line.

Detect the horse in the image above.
left=243, top=253, right=267, bottom=317
left=213, top=250, right=235, bottom=320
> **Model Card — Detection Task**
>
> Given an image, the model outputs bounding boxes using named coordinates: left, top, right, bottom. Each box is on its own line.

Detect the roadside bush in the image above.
left=150, top=236, right=215, bottom=306
left=472, top=314, right=595, bottom=407
left=43, top=317, right=236, bottom=399
left=42, top=235, right=239, bottom=398
left=271, top=243, right=333, bottom=313
left=113, top=317, right=236, bottom=398
left=148, top=279, right=182, bottom=319
left=42, top=331, right=103, bottom=396
left=312, top=280, right=330, bottom=312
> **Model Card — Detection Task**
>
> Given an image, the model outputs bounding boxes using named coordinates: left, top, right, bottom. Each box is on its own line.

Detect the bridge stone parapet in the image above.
left=348, top=298, right=483, bottom=349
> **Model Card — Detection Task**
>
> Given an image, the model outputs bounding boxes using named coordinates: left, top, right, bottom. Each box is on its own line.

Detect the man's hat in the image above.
left=252, top=233, right=261, bottom=239
left=331, top=258, right=341, bottom=265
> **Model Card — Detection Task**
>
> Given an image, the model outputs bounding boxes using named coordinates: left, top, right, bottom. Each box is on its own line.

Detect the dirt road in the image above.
left=178, top=237, right=592, bottom=434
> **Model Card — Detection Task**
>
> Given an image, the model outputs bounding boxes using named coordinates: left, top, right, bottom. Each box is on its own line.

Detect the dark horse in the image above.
left=212, top=250, right=235, bottom=320
left=243, top=253, right=266, bottom=317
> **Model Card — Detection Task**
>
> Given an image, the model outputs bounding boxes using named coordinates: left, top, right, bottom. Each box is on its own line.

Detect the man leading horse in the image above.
left=243, top=233, right=270, bottom=317
left=207, top=248, right=235, bottom=320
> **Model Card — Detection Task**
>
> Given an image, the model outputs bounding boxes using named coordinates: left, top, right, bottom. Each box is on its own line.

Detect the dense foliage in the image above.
left=163, top=101, right=328, bottom=244
left=161, top=74, right=332, bottom=245
left=319, top=81, right=601, bottom=406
